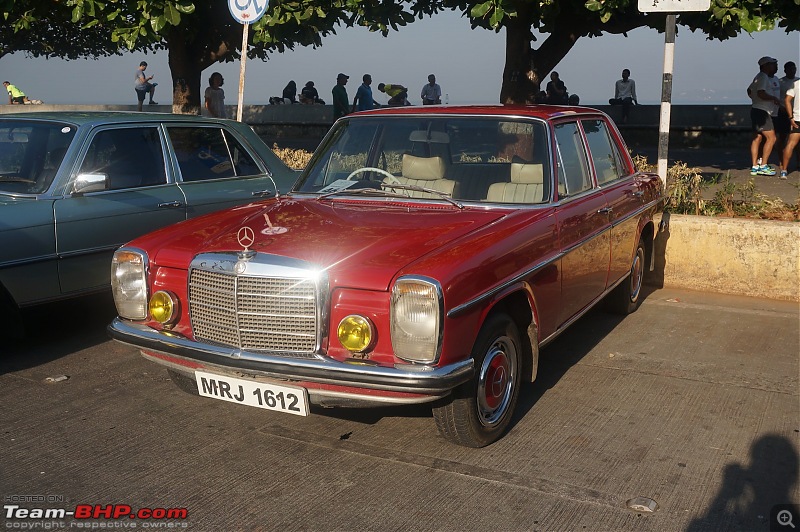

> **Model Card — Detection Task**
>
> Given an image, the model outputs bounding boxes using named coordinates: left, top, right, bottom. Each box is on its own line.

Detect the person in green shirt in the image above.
left=3, top=81, right=29, bottom=104
left=332, top=73, right=350, bottom=121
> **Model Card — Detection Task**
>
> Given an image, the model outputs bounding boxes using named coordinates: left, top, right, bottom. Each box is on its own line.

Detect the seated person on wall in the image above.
left=609, top=68, right=637, bottom=124
left=300, top=81, right=325, bottom=104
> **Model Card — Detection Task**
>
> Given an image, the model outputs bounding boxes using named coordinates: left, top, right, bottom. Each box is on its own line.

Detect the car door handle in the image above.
left=251, top=189, right=275, bottom=197
left=158, top=201, right=184, bottom=208
left=628, top=190, right=644, bottom=198
left=597, top=207, right=613, bottom=215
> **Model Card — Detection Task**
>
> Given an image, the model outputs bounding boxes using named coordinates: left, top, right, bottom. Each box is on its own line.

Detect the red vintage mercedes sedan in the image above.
left=108, top=105, right=664, bottom=447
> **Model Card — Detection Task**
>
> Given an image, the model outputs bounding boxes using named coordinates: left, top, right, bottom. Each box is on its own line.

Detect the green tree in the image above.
left=3, top=0, right=797, bottom=109
left=440, top=0, right=798, bottom=103
left=2, top=0, right=418, bottom=113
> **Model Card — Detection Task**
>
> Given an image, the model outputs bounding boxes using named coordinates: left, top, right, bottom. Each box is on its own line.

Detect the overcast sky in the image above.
left=0, top=10, right=797, bottom=106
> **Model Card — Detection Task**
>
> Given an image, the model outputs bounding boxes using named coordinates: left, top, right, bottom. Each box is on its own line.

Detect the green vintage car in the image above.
left=0, top=112, right=299, bottom=330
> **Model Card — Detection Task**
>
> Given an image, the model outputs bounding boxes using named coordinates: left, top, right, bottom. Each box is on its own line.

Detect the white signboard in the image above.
left=228, top=0, right=268, bottom=24
left=638, top=0, right=710, bottom=12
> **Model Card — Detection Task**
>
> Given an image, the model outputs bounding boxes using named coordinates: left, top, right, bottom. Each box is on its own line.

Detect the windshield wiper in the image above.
left=317, top=185, right=408, bottom=201
left=377, top=183, right=464, bottom=209
left=0, top=175, right=35, bottom=183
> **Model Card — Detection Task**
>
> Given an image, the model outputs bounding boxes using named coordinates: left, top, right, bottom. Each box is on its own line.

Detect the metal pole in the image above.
left=657, top=14, right=676, bottom=186
left=236, top=23, right=249, bottom=122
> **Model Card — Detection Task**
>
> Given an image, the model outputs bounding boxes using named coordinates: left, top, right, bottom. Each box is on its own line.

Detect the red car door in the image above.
left=553, top=121, right=611, bottom=326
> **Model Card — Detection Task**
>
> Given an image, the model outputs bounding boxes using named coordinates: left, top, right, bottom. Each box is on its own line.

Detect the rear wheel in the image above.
left=609, top=238, right=645, bottom=315
left=433, top=313, right=521, bottom=447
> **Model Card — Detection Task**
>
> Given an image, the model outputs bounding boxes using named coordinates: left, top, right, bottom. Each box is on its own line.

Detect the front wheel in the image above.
left=608, top=238, right=645, bottom=315
left=432, top=313, right=521, bottom=447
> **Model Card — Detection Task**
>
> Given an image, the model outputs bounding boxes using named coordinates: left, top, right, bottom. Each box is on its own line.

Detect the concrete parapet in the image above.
left=652, top=214, right=800, bottom=302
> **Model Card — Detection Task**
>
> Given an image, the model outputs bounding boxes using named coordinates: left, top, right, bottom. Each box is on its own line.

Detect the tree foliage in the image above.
left=439, top=0, right=798, bottom=102
left=2, top=0, right=797, bottom=110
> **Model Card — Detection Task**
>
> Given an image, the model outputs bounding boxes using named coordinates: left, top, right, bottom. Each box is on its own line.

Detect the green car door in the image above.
left=54, top=125, right=187, bottom=295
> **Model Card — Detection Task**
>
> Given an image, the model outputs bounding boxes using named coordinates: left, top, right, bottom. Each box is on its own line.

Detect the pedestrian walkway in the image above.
left=633, top=146, right=799, bottom=205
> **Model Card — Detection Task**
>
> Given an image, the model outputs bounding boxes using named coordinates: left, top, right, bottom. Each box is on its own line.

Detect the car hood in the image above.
left=140, top=196, right=510, bottom=291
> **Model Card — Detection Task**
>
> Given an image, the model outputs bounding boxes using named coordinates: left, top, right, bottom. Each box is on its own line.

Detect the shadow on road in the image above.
left=1, top=293, right=117, bottom=374
left=686, top=434, right=799, bottom=531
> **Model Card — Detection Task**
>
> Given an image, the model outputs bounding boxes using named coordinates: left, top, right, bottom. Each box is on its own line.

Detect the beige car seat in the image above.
left=485, top=163, right=545, bottom=203
left=388, top=154, right=458, bottom=198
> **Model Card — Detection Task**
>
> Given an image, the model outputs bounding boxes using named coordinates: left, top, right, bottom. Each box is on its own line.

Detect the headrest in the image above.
left=402, top=154, right=446, bottom=180
left=510, top=163, right=544, bottom=184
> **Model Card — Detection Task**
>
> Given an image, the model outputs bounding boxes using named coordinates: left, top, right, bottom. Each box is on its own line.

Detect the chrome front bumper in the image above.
left=108, top=318, right=474, bottom=396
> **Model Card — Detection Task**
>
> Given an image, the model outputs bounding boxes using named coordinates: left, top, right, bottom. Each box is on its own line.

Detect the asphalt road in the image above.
left=2, top=287, right=798, bottom=531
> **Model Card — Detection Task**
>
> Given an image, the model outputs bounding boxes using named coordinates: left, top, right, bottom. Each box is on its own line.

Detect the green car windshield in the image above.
left=0, top=121, right=77, bottom=195
left=294, top=116, right=552, bottom=204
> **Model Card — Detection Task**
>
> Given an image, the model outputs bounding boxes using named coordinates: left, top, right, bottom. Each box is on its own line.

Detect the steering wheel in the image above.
left=345, top=167, right=395, bottom=182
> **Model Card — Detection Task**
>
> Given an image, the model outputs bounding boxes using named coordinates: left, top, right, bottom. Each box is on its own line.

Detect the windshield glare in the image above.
left=294, top=116, right=551, bottom=204
left=0, top=121, right=76, bottom=194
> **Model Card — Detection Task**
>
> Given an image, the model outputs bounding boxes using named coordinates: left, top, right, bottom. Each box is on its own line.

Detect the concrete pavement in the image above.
left=1, top=288, right=797, bottom=531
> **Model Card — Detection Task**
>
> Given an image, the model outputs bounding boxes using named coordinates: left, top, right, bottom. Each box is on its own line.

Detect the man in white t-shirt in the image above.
left=779, top=77, right=800, bottom=179
left=746, top=56, right=782, bottom=176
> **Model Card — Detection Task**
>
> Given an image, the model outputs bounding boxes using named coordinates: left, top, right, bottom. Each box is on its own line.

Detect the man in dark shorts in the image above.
left=134, top=61, right=158, bottom=111
left=746, top=57, right=781, bottom=176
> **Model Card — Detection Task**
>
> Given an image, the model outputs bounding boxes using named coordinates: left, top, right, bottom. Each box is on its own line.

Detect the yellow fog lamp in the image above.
left=337, top=315, right=375, bottom=353
left=149, top=291, right=179, bottom=325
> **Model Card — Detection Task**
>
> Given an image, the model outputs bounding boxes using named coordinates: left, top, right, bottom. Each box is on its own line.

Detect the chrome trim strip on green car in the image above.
left=108, top=318, right=474, bottom=395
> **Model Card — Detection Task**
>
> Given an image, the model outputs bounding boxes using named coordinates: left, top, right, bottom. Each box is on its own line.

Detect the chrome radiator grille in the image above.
left=188, top=257, right=320, bottom=356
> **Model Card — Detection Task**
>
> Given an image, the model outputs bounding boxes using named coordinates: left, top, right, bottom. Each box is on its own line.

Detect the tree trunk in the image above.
left=501, top=8, right=587, bottom=105
left=167, top=37, right=203, bottom=115
left=500, top=11, right=538, bottom=104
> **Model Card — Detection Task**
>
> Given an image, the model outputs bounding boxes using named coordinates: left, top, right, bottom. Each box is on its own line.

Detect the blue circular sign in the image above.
left=228, top=0, right=268, bottom=24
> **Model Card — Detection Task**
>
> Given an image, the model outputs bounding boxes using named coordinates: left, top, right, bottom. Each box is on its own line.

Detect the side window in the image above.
left=167, top=127, right=258, bottom=181
left=554, top=122, right=591, bottom=198
left=582, top=119, right=624, bottom=185
left=79, top=127, right=166, bottom=190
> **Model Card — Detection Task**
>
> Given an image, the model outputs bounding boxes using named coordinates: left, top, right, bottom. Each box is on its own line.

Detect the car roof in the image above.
left=350, top=104, right=604, bottom=120
left=0, top=111, right=236, bottom=128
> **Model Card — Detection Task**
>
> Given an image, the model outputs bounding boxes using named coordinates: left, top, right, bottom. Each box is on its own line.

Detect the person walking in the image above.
left=776, top=61, right=798, bottom=155
left=779, top=76, right=800, bottom=179
left=610, top=68, right=638, bottom=123
left=134, top=61, right=158, bottom=110
left=204, top=72, right=226, bottom=118
left=352, top=74, right=376, bottom=112
left=332, top=73, right=350, bottom=120
left=421, top=74, right=441, bottom=105
left=746, top=56, right=782, bottom=176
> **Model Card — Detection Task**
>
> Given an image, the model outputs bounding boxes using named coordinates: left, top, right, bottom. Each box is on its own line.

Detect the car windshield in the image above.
left=0, top=120, right=77, bottom=194
left=294, top=116, right=552, bottom=204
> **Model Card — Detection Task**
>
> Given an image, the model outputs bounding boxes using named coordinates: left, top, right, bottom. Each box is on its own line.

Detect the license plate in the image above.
left=194, top=371, right=309, bottom=416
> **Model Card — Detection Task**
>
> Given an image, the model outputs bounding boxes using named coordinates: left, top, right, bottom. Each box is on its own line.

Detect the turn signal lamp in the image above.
left=337, top=315, right=374, bottom=353
left=149, top=291, right=179, bottom=325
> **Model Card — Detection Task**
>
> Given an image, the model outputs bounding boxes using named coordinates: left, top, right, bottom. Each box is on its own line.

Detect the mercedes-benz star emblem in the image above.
left=237, top=226, right=255, bottom=251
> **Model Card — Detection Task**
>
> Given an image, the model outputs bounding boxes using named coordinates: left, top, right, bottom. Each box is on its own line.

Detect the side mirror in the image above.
left=72, top=173, right=108, bottom=195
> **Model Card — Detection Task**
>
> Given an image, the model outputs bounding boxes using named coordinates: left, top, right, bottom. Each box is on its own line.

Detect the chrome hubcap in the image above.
left=630, top=247, right=644, bottom=302
left=477, top=336, right=517, bottom=427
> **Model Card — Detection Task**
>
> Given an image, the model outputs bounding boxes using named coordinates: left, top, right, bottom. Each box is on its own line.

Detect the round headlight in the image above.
left=149, top=291, right=179, bottom=325
left=337, top=315, right=374, bottom=353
